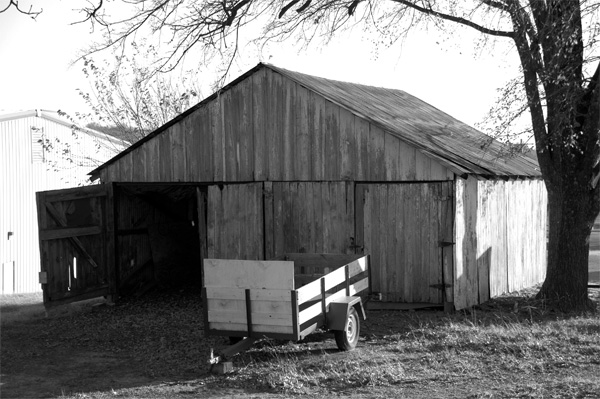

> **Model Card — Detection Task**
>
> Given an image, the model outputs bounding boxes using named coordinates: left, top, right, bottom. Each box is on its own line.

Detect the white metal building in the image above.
left=0, top=109, right=127, bottom=294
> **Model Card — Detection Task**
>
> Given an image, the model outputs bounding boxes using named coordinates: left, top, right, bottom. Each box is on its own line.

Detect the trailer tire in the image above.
left=334, top=307, right=360, bottom=351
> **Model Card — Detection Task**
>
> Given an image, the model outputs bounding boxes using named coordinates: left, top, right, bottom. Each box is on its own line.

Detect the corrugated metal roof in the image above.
left=90, top=63, right=541, bottom=178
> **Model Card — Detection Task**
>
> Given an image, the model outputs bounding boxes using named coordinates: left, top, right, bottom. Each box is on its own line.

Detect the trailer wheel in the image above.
left=334, top=307, right=360, bottom=351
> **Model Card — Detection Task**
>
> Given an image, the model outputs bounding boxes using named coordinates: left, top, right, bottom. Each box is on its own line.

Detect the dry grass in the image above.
left=2, top=287, right=599, bottom=399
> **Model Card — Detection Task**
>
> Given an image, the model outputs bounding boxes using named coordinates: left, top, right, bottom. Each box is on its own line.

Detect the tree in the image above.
left=39, top=0, right=600, bottom=310
left=76, top=42, right=202, bottom=143
left=0, top=0, right=42, bottom=18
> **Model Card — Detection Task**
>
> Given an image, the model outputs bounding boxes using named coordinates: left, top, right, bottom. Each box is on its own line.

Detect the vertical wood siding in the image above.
left=98, top=68, right=453, bottom=184
left=359, top=182, right=451, bottom=304
left=263, top=182, right=355, bottom=259
left=454, top=178, right=547, bottom=309
left=1, top=116, right=122, bottom=294
left=207, top=183, right=264, bottom=260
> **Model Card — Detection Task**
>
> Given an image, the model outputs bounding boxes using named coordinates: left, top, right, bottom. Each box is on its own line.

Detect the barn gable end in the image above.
left=92, top=65, right=458, bottom=183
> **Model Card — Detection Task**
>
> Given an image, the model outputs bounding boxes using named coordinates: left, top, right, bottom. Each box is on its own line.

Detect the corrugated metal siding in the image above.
left=454, top=178, right=547, bottom=309
left=95, top=67, right=453, bottom=184
left=0, top=115, right=123, bottom=294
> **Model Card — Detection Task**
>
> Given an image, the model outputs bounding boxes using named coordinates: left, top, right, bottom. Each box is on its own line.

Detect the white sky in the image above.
left=0, top=0, right=521, bottom=128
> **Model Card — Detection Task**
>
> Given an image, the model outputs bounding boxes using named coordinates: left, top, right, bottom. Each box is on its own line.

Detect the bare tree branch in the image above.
left=390, top=0, right=514, bottom=38
left=0, top=0, right=42, bottom=19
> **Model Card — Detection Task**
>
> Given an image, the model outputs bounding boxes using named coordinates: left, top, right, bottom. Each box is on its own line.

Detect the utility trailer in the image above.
left=203, top=253, right=370, bottom=365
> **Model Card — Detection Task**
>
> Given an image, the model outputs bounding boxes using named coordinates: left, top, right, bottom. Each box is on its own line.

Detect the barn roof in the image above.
left=90, top=63, right=541, bottom=179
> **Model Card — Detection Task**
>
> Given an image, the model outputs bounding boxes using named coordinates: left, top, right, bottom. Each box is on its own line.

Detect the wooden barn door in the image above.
left=206, top=183, right=264, bottom=260
left=37, top=185, right=115, bottom=308
left=264, top=182, right=356, bottom=259
left=355, top=182, right=453, bottom=304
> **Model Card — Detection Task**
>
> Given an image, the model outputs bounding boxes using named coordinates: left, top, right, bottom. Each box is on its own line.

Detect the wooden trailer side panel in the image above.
left=203, top=259, right=296, bottom=337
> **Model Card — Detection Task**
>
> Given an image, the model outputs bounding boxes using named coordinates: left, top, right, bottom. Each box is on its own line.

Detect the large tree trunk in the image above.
left=538, top=179, right=598, bottom=311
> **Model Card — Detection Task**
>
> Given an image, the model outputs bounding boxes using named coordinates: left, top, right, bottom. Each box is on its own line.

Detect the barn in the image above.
left=36, top=63, right=547, bottom=310
left=1, top=109, right=126, bottom=294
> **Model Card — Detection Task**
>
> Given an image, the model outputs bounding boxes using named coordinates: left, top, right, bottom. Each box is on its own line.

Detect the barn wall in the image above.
left=263, top=181, right=356, bottom=260
left=98, top=68, right=453, bottom=184
left=1, top=116, right=122, bottom=294
left=454, top=177, right=547, bottom=309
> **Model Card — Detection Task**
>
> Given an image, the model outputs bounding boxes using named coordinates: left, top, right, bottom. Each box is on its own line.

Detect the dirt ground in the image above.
left=0, top=291, right=393, bottom=398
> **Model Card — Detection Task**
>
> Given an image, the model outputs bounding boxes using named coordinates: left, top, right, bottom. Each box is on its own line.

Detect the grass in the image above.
left=224, top=296, right=600, bottom=397
left=0, top=292, right=45, bottom=324
left=2, top=288, right=599, bottom=398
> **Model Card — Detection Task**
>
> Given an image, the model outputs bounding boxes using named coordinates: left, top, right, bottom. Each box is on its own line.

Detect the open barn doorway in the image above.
left=115, top=183, right=205, bottom=296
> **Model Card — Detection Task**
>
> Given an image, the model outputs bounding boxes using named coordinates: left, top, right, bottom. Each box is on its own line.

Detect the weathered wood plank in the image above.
left=211, top=96, right=225, bottom=182
left=323, top=100, right=340, bottom=180
left=252, top=68, right=268, bottom=180
left=313, top=183, right=324, bottom=253
left=273, top=182, right=285, bottom=257
left=454, top=177, right=479, bottom=310
left=384, top=133, right=400, bottom=181
left=239, top=78, right=254, bottom=181
left=476, top=180, right=491, bottom=304
left=293, top=84, right=309, bottom=180
left=384, top=185, right=396, bottom=301
left=310, top=91, right=325, bottom=180
left=171, top=122, right=186, bottom=181
left=356, top=116, right=369, bottom=181
left=429, top=183, right=442, bottom=303
left=283, top=80, right=295, bottom=180
left=158, top=128, right=172, bottom=181
left=206, top=185, right=219, bottom=258
left=369, top=126, right=385, bottom=181
left=263, top=182, right=274, bottom=259
left=418, top=184, right=431, bottom=302
left=208, top=322, right=293, bottom=335
left=146, top=137, right=159, bottom=181
left=339, top=107, right=356, bottom=180
left=441, top=181, right=454, bottom=303
left=268, top=71, right=284, bottom=181
left=205, top=287, right=292, bottom=302
left=204, top=259, right=294, bottom=290
left=208, top=311, right=293, bottom=326
left=40, top=226, right=102, bottom=241
left=223, top=88, right=237, bottom=181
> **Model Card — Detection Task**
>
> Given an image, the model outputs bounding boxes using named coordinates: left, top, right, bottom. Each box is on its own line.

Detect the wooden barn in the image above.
left=1, top=109, right=126, bottom=294
left=36, top=63, right=547, bottom=310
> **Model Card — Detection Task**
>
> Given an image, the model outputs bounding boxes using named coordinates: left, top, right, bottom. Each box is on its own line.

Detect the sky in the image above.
left=0, top=0, right=520, bottom=129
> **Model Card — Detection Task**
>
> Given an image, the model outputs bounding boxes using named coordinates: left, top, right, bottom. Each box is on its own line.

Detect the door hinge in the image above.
left=438, top=241, right=455, bottom=247
left=39, top=271, right=47, bottom=284
left=430, top=283, right=452, bottom=290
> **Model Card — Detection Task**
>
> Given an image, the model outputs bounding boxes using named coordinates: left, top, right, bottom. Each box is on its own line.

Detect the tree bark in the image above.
left=538, top=178, right=598, bottom=311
